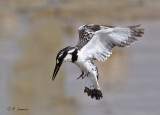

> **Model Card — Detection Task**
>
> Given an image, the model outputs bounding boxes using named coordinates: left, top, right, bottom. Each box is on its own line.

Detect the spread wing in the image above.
left=78, top=25, right=144, bottom=61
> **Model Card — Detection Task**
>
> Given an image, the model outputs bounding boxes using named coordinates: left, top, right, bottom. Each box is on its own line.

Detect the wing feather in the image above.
left=78, top=25, right=144, bottom=61
left=76, top=24, right=101, bottom=48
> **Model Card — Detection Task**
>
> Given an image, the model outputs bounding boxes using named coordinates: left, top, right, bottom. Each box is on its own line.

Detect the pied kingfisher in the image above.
left=52, top=24, right=144, bottom=100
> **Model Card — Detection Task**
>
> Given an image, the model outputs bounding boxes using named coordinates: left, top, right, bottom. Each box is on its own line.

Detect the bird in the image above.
left=52, top=24, right=144, bottom=100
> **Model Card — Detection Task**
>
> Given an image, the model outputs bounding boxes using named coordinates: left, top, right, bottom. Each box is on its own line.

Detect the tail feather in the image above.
left=84, top=87, right=103, bottom=100
left=84, top=75, right=103, bottom=100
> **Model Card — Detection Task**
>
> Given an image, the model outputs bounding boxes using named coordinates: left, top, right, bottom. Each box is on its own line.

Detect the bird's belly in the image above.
left=75, top=60, right=88, bottom=73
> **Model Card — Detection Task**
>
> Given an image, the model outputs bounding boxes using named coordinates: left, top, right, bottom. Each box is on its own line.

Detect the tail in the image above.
left=84, top=87, right=103, bottom=100
left=84, top=75, right=103, bottom=100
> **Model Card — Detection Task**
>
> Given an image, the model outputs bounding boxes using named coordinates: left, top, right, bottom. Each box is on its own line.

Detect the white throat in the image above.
left=64, top=54, right=72, bottom=62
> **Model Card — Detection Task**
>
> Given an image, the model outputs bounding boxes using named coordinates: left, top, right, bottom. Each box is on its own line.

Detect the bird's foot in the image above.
left=77, top=72, right=84, bottom=79
left=77, top=72, right=89, bottom=80
left=84, top=87, right=103, bottom=100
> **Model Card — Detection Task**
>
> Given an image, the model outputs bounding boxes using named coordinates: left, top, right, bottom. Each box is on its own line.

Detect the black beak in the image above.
left=52, top=61, right=62, bottom=80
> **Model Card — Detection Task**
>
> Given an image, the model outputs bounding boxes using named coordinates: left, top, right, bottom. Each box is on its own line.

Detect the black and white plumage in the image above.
left=52, top=24, right=144, bottom=100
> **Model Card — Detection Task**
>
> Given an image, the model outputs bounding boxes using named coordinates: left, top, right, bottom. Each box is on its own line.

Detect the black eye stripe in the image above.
left=57, top=49, right=68, bottom=61
left=56, top=46, right=74, bottom=61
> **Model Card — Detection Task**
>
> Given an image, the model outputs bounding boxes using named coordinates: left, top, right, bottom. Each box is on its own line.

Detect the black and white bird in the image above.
left=52, top=24, right=144, bottom=100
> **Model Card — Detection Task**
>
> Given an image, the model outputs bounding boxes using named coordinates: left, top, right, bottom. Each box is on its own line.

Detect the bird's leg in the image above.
left=77, top=72, right=90, bottom=79
left=82, top=72, right=90, bottom=79
left=77, top=71, right=84, bottom=79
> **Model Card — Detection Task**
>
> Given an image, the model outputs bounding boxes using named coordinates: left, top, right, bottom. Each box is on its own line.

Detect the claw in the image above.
left=77, top=72, right=90, bottom=79
left=77, top=72, right=84, bottom=79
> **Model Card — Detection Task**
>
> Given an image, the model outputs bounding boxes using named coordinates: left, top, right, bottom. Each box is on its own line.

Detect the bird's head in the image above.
left=52, top=46, right=77, bottom=80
